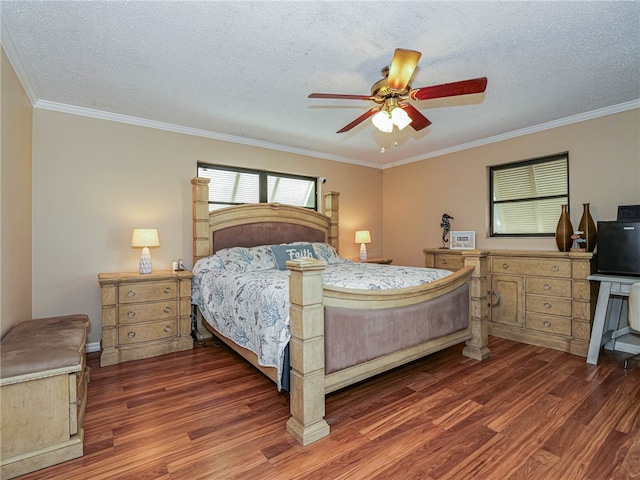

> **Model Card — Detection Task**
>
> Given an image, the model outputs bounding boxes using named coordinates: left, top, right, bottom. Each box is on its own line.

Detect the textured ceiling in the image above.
left=2, top=1, right=639, bottom=168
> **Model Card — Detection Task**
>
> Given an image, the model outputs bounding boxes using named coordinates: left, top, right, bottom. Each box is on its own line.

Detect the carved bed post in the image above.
left=285, top=258, right=330, bottom=446
left=461, top=250, right=491, bottom=360
left=191, top=177, right=213, bottom=341
left=324, top=191, right=340, bottom=252
left=192, top=177, right=211, bottom=267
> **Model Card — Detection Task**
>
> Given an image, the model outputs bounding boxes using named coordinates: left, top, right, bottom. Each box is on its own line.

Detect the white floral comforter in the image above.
left=191, top=243, right=452, bottom=390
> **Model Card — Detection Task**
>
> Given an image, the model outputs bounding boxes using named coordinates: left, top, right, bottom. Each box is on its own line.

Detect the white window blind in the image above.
left=198, top=164, right=317, bottom=211
left=267, top=176, right=315, bottom=207
left=491, top=154, right=568, bottom=236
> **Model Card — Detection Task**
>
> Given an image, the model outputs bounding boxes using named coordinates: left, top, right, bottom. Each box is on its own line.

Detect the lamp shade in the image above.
left=391, top=106, right=412, bottom=130
left=355, top=230, right=371, bottom=244
left=371, top=110, right=393, bottom=133
left=131, top=228, right=160, bottom=247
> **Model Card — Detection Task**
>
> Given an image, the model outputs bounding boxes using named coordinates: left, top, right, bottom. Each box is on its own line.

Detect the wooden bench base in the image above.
left=0, top=315, right=89, bottom=479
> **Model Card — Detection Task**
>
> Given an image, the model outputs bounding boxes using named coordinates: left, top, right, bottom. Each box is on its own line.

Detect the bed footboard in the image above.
left=286, top=251, right=489, bottom=446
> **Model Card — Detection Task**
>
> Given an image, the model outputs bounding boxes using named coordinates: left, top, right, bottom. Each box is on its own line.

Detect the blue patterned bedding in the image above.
left=191, top=243, right=452, bottom=390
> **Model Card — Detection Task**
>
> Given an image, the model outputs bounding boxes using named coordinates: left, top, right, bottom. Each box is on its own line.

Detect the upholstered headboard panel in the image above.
left=212, top=222, right=327, bottom=253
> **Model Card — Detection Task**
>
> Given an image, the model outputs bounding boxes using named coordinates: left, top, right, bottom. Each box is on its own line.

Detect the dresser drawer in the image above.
left=436, top=254, right=464, bottom=271
left=118, top=281, right=177, bottom=304
left=492, top=257, right=571, bottom=278
left=526, top=313, right=572, bottom=336
left=118, top=319, right=178, bottom=345
left=526, top=295, right=572, bottom=317
left=118, top=301, right=177, bottom=324
left=525, top=277, right=572, bottom=297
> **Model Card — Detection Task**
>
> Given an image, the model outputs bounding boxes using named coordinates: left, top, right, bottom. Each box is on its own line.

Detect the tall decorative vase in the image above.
left=555, top=204, right=573, bottom=252
left=578, top=203, right=597, bottom=252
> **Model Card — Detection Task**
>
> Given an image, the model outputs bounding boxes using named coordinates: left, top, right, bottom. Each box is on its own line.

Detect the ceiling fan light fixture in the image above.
left=391, top=106, right=412, bottom=130
left=372, top=110, right=393, bottom=132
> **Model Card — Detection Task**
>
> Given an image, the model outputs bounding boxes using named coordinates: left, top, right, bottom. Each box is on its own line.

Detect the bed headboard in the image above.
left=191, top=177, right=340, bottom=266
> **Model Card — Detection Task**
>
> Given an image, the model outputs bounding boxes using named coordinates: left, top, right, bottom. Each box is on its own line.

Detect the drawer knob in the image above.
left=502, top=263, right=509, bottom=269
left=164, top=325, right=172, bottom=333
left=442, top=258, right=448, bottom=264
left=127, top=290, right=136, bottom=297
left=163, top=306, right=171, bottom=313
left=127, top=311, right=136, bottom=318
left=128, top=331, right=136, bottom=338
left=544, top=302, right=552, bottom=309
left=551, top=265, right=559, bottom=272
left=543, top=321, right=551, bottom=327
left=164, top=287, right=172, bottom=294
left=544, top=283, right=551, bottom=290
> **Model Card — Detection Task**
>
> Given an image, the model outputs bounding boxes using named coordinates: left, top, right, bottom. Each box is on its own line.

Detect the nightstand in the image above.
left=98, top=270, right=193, bottom=366
left=355, top=258, right=393, bottom=264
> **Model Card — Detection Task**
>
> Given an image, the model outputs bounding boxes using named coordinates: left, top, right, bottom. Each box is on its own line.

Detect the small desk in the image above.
left=586, top=274, right=640, bottom=364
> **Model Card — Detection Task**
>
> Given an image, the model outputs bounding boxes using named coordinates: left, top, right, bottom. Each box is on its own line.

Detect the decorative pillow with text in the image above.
left=270, top=243, right=317, bottom=270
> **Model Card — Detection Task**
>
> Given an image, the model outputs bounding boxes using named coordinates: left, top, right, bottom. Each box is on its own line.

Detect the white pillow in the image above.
left=312, top=242, right=345, bottom=264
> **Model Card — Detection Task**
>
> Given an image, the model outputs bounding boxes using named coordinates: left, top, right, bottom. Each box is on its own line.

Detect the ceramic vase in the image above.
left=555, top=204, right=573, bottom=252
left=578, top=203, right=597, bottom=252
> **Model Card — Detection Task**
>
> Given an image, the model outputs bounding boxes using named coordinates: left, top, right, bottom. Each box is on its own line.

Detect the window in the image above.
left=197, top=163, right=318, bottom=211
left=490, top=153, right=569, bottom=236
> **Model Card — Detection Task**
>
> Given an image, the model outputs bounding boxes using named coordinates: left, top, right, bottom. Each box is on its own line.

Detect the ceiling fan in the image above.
left=308, top=49, right=487, bottom=134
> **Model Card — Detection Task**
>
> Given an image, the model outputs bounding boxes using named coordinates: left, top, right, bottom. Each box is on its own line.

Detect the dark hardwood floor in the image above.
left=16, top=337, right=640, bottom=480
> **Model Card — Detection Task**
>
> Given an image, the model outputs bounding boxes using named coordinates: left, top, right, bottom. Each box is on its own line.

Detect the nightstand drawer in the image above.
left=118, top=281, right=177, bottom=304
left=526, top=313, right=572, bottom=336
left=526, top=295, right=572, bottom=317
left=492, top=257, right=571, bottom=278
left=118, top=301, right=177, bottom=324
left=118, top=319, right=178, bottom=345
left=525, top=278, right=572, bottom=297
left=436, top=254, right=464, bottom=271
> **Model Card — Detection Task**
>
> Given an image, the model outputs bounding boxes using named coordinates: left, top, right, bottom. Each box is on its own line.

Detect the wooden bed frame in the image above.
left=191, top=177, right=490, bottom=445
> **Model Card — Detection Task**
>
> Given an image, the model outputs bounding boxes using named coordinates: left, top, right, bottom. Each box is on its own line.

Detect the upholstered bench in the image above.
left=0, top=314, right=90, bottom=479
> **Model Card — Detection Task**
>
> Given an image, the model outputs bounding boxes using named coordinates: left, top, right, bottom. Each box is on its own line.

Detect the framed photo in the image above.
left=450, top=231, right=476, bottom=249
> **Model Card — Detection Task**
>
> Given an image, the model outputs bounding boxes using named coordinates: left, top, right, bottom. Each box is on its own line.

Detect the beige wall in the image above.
left=10, top=57, right=640, bottom=347
left=32, top=109, right=383, bottom=344
left=383, top=109, right=640, bottom=267
left=1, top=48, right=33, bottom=337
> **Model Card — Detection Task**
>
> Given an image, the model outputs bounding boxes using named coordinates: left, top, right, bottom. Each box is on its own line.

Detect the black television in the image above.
left=597, top=221, right=640, bottom=277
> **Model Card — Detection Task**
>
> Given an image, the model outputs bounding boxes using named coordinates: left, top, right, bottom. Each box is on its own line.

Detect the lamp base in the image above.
left=139, top=247, right=152, bottom=274
left=359, top=243, right=368, bottom=261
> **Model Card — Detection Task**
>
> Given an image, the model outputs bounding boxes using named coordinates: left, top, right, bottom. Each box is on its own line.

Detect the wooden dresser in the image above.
left=424, top=248, right=594, bottom=356
left=98, top=270, right=193, bottom=366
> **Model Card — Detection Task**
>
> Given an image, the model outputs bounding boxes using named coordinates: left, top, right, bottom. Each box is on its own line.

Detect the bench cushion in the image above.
left=1, top=315, right=89, bottom=379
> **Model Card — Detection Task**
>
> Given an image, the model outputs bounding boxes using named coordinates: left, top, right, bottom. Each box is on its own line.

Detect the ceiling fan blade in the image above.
left=309, top=93, right=374, bottom=101
left=410, top=77, right=488, bottom=101
left=387, top=49, right=422, bottom=91
left=399, top=104, right=432, bottom=131
left=337, top=106, right=381, bottom=133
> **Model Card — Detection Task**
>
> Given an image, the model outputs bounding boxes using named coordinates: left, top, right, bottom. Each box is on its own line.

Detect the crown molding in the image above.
left=33, top=100, right=380, bottom=169
left=384, top=100, right=640, bottom=169
left=34, top=97, right=639, bottom=171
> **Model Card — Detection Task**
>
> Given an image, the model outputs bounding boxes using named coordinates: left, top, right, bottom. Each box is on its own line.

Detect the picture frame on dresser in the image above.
left=450, top=231, right=476, bottom=249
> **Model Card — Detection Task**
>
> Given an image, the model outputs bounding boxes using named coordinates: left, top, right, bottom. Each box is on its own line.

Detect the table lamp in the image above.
left=355, top=230, right=371, bottom=261
left=131, top=228, right=160, bottom=274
